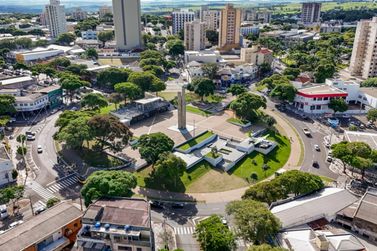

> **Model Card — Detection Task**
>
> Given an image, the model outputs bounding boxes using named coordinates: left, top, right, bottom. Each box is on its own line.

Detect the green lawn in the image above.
left=205, top=151, right=221, bottom=159
left=229, top=130, right=291, bottom=183
left=227, top=117, right=249, bottom=126
left=158, top=92, right=177, bottom=101
left=135, top=161, right=212, bottom=192
left=186, top=105, right=211, bottom=117
left=99, top=103, right=116, bottom=114
left=178, top=131, right=214, bottom=151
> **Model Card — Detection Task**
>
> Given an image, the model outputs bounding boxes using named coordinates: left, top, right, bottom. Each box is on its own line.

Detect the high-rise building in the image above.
left=99, top=5, right=112, bottom=19
left=112, top=0, right=142, bottom=51
left=72, top=7, right=87, bottom=21
left=240, top=46, right=273, bottom=66
left=172, top=9, right=195, bottom=35
left=199, top=5, right=209, bottom=21
left=243, top=9, right=271, bottom=24
left=301, top=2, right=321, bottom=24
left=184, top=19, right=206, bottom=51
left=350, top=17, right=377, bottom=79
left=202, top=10, right=221, bottom=31
left=39, top=12, right=49, bottom=26
left=45, top=0, right=67, bottom=38
left=219, top=4, right=241, bottom=51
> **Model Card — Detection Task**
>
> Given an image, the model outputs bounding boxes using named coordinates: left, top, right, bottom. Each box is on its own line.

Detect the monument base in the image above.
left=168, top=124, right=196, bottom=133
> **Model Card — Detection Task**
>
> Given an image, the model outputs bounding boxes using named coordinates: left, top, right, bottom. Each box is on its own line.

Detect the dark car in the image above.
left=312, top=161, right=320, bottom=168
left=171, top=202, right=184, bottom=209
left=149, top=200, right=164, bottom=209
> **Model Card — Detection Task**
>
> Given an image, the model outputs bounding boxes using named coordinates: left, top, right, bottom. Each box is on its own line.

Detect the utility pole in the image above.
left=29, top=196, right=34, bottom=216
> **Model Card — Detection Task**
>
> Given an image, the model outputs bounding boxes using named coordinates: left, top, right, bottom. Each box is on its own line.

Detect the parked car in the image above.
left=0, top=204, right=8, bottom=219
left=314, top=144, right=320, bottom=151
left=326, top=156, right=333, bottom=162
left=9, top=220, right=23, bottom=229
left=149, top=200, right=164, bottom=209
left=34, top=206, right=46, bottom=215
left=26, top=134, right=35, bottom=141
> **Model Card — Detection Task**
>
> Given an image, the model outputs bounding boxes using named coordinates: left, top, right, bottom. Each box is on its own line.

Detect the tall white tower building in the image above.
left=112, top=0, right=142, bottom=51
left=350, top=17, right=377, bottom=79
left=184, top=20, right=206, bottom=51
left=172, top=10, right=195, bottom=35
left=301, top=2, right=321, bottom=24
left=45, top=0, right=67, bottom=38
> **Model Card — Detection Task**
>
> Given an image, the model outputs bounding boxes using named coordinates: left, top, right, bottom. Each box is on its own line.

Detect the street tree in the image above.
left=108, top=93, right=123, bottom=110
left=86, top=48, right=98, bottom=59
left=328, top=98, right=348, bottom=114
left=188, top=77, right=215, bottom=101
left=55, top=116, right=92, bottom=149
left=88, top=114, right=133, bottom=153
left=206, top=30, right=219, bottom=45
left=282, top=67, right=300, bottom=78
left=60, top=75, right=89, bottom=102
left=0, top=185, right=24, bottom=211
left=52, top=57, right=71, bottom=68
left=81, top=93, right=108, bottom=110
left=81, top=170, right=137, bottom=206
left=226, top=200, right=281, bottom=244
left=55, top=110, right=94, bottom=129
left=270, top=83, right=297, bottom=102
left=138, top=132, right=174, bottom=164
left=259, top=63, right=272, bottom=76
left=367, top=108, right=377, bottom=122
left=352, top=156, right=373, bottom=179
left=142, top=65, right=164, bottom=77
left=97, top=31, right=114, bottom=47
left=128, top=71, right=159, bottom=92
left=195, top=215, right=236, bottom=251
left=97, top=68, right=132, bottom=90
left=56, top=32, right=76, bottom=45
left=139, top=58, right=161, bottom=68
left=166, top=39, right=184, bottom=57
left=314, top=63, right=336, bottom=83
left=230, top=93, right=267, bottom=120
left=331, top=141, right=353, bottom=173
left=202, top=63, right=218, bottom=80
left=114, top=82, right=143, bottom=103
left=140, top=50, right=164, bottom=61
left=17, top=146, right=27, bottom=155
left=361, top=77, right=377, bottom=87
left=152, top=152, right=187, bottom=190
left=227, top=84, right=247, bottom=96
left=46, top=198, right=61, bottom=208
left=150, top=79, right=166, bottom=96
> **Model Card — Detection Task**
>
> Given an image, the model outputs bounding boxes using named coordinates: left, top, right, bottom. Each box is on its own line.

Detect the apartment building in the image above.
left=112, top=0, right=142, bottom=51
left=219, top=4, right=242, bottom=51
left=0, top=201, right=83, bottom=251
left=184, top=19, right=206, bottom=51
left=240, top=46, right=273, bottom=66
left=243, top=9, right=271, bottom=23
left=172, top=9, right=195, bottom=35
left=201, top=10, right=221, bottom=31
left=76, top=197, right=153, bottom=251
left=0, top=146, right=15, bottom=187
left=45, top=0, right=67, bottom=38
left=72, top=7, right=87, bottom=21
left=350, top=17, right=377, bottom=79
left=301, top=2, right=321, bottom=24
left=99, top=5, right=112, bottom=19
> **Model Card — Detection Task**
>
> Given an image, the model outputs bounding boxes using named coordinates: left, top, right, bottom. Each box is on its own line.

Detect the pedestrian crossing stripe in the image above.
left=174, top=227, right=195, bottom=235
left=34, top=200, right=47, bottom=209
left=27, top=181, right=56, bottom=201
left=46, top=175, right=78, bottom=194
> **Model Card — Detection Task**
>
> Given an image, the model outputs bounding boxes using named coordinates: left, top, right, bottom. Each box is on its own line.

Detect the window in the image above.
left=317, top=97, right=322, bottom=101
left=313, top=97, right=317, bottom=101
left=137, top=248, right=142, bottom=251
left=316, top=105, right=321, bottom=110
left=118, top=246, right=132, bottom=251
left=310, top=105, right=315, bottom=110
left=324, top=97, right=328, bottom=100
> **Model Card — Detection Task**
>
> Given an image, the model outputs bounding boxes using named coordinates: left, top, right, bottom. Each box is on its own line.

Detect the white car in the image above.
left=314, top=145, right=320, bottom=151
left=9, top=220, right=23, bottom=229
left=326, top=156, right=333, bottom=162
left=37, top=145, right=43, bottom=153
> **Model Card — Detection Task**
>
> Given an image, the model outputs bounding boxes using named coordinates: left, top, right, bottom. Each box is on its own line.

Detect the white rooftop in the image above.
left=271, top=188, right=358, bottom=228
left=0, top=76, right=33, bottom=86
left=134, top=97, right=162, bottom=105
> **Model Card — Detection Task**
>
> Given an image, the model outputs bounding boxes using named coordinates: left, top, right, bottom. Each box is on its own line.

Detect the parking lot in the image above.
left=344, top=131, right=377, bottom=149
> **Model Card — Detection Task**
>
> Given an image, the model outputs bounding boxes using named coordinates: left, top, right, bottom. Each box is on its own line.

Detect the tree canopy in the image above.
left=230, top=93, right=267, bottom=120
left=81, top=170, right=137, bottom=206
left=97, top=31, right=114, bottom=47
left=188, top=77, right=215, bottom=101
left=270, top=83, right=297, bottom=102
left=248, top=244, right=287, bottom=251
left=56, top=32, right=76, bottom=45
left=195, top=215, right=236, bottom=251
left=227, top=84, right=248, bottom=96
left=138, top=132, right=174, bottom=164
left=361, top=77, right=377, bottom=87
left=114, top=82, right=143, bottom=103
left=97, top=68, right=132, bottom=90
left=328, top=98, right=348, bottom=113
left=367, top=108, right=377, bottom=122
left=81, top=93, right=108, bottom=110
left=226, top=200, right=281, bottom=244
left=0, top=94, right=16, bottom=115
left=202, top=63, right=219, bottom=80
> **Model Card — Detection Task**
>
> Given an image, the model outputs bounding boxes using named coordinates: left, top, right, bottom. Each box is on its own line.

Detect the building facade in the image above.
left=0, top=201, right=83, bottom=251
left=72, top=8, right=87, bottom=21
left=350, top=17, right=377, bottom=79
left=172, top=10, right=195, bottom=35
left=112, top=0, right=142, bottom=51
left=240, top=46, right=273, bottom=66
left=81, top=29, right=97, bottom=40
left=301, top=2, right=321, bottom=24
left=0, top=147, right=15, bottom=187
left=45, top=0, right=67, bottom=38
left=76, top=197, right=153, bottom=251
left=184, top=20, right=206, bottom=51
left=219, top=4, right=242, bottom=51
left=243, top=9, right=271, bottom=23
left=201, top=10, right=221, bottom=31
left=99, top=5, right=112, bottom=19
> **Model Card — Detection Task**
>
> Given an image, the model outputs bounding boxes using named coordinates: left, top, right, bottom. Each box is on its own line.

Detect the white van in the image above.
left=0, top=204, right=8, bottom=219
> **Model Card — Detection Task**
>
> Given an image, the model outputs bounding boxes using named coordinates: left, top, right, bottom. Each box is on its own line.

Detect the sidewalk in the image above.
left=135, top=108, right=304, bottom=203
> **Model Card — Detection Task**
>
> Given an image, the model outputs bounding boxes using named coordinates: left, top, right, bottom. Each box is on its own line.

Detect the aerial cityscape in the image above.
left=0, top=0, right=377, bottom=250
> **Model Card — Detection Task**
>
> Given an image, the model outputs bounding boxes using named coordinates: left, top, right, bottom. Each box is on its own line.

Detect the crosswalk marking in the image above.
left=34, top=200, right=46, bottom=209
left=46, top=175, right=78, bottom=194
left=27, top=181, right=56, bottom=201
left=174, top=226, right=195, bottom=235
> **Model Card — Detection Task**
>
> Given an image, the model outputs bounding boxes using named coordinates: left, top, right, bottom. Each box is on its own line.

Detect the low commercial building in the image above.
left=76, top=197, right=153, bottom=251
left=293, top=85, right=348, bottom=114
left=270, top=188, right=358, bottom=229
left=320, top=23, right=342, bottom=33
left=240, top=25, right=259, bottom=36
left=33, top=85, right=63, bottom=109
left=81, top=29, right=97, bottom=40
left=337, top=188, right=377, bottom=242
left=184, top=50, right=222, bottom=64
left=0, top=201, right=83, bottom=251
left=15, top=93, right=49, bottom=112
left=0, top=75, right=35, bottom=89
left=14, top=48, right=64, bottom=64
left=0, top=146, right=15, bottom=187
